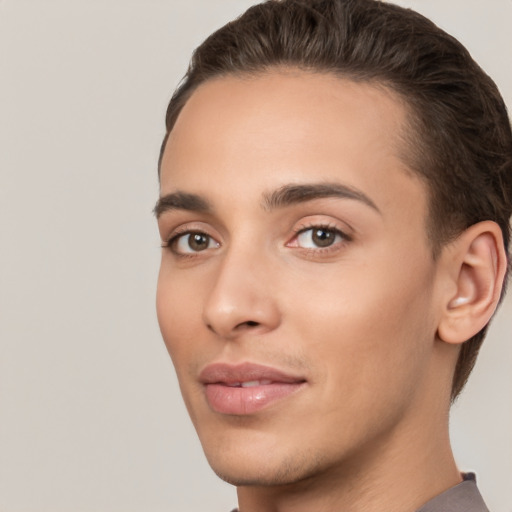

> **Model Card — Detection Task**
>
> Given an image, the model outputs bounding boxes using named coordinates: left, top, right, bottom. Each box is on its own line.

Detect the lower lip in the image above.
left=204, top=382, right=305, bottom=415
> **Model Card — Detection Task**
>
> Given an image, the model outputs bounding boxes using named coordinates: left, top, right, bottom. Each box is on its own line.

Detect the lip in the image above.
left=199, top=362, right=307, bottom=415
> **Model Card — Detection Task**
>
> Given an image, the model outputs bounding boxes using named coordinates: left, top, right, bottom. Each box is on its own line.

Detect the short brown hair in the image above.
left=160, top=0, right=512, bottom=398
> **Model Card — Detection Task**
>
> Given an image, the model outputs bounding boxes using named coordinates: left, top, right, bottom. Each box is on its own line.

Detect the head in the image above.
left=155, top=0, right=512, bottom=493
left=158, top=0, right=512, bottom=399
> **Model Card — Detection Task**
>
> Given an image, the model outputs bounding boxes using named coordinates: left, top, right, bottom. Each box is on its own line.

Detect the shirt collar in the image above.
left=416, top=473, right=489, bottom=512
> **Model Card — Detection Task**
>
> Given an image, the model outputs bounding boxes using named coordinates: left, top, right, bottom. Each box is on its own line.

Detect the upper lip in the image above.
left=199, top=362, right=306, bottom=386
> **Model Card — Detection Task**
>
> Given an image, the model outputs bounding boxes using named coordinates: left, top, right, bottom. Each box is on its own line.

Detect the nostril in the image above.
left=207, top=320, right=260, bottom=335
left=235, top=320, right=260, bottom=330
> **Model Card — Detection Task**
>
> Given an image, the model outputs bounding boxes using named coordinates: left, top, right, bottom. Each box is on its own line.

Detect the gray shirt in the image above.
left=417, top=473, right=489, bottom=512
left=229, top=473, right=489, bottom=512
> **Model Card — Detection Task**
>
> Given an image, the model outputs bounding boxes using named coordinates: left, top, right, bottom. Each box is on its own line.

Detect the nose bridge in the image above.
left=203, top=238, right=279, bottom=338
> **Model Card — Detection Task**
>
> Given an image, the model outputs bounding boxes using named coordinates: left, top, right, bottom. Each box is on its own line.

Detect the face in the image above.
left=156, top=71, right=445, bottom=486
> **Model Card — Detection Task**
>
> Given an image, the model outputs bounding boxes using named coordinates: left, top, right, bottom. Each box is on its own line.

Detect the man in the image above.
left=154, top=0, right=512, bottom=510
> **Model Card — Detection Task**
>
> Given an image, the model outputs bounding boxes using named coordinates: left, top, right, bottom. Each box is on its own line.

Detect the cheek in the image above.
left=286, top=254, right=437, bottom=396
left=156, top=269, right=212, bottom=424
left=156, top=267, right=205, bottom=368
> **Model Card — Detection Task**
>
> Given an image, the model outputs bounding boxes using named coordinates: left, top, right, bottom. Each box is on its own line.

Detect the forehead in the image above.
left=160, top=70, right=427, bottom=225
left=164, top=70, right=408, bottom=167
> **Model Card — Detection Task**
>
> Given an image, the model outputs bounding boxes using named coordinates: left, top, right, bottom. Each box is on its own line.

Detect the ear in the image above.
left=437, top=221, right=507, bottom=345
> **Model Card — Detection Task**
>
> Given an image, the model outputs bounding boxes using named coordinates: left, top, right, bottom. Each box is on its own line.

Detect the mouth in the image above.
left=199, top=362, right=307, bottom=415
left=224, top=379, right=273, bottom=387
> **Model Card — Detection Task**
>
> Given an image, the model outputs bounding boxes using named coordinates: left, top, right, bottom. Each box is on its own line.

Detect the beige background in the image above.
left=0, top=1, right=510, bottom=511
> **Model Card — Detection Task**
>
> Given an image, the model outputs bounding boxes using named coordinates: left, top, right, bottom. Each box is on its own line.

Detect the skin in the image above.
left=156, top=70, right=468, bottom=512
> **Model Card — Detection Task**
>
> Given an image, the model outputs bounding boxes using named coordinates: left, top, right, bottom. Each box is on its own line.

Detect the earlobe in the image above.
left=437, top=221, right=507, bottom=345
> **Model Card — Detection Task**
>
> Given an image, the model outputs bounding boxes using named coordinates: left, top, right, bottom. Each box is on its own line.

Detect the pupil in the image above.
left=189, top=233, right=208, bottom=251
left=312, top=229, right=334, bottom=247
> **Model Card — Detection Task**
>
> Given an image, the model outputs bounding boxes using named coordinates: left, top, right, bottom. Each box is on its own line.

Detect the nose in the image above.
left=202, top=246, right=281, bottom=339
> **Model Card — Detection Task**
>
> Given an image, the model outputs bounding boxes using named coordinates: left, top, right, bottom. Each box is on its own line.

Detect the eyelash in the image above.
left=162, top=223, right=351, bottom=258
left=162, top=227, right=218, bottom=256
left=289, top=223, right=351, bottom=253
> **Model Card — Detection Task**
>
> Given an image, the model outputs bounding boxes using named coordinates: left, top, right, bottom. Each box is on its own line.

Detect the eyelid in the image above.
left=292, top=217, right=353, bottom=239
left=175, top=232, right=219, bottom=254
left=286, top=219, right=353, bottom=253
left=161, top=221, right=214, bottom=242
left=161, top=222, right=221, bottom=255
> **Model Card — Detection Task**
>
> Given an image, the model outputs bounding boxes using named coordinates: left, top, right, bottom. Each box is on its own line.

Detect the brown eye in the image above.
left=311, top=228, right=336, bottom=247
left=296, top=226, right=344, bottom=249
left=188, top=233, right=210, bottom=251
left=171, top=231, right=219, bottom=254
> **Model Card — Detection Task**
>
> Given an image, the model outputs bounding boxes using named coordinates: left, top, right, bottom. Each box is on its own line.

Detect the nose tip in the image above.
left=204, top=299, right=280, bottom=339
left=202, top=259, right=280, bottom=339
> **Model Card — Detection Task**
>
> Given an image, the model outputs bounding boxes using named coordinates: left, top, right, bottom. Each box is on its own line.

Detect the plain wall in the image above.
left=0, top=1, right=510, bottom=511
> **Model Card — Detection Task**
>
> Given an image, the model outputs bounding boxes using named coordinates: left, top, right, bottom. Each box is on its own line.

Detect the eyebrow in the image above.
left=262, top=182, right=380, bottom=213
left=153, top=191, right=211, bottom=218
left=154, top=182, right=380, bottom=218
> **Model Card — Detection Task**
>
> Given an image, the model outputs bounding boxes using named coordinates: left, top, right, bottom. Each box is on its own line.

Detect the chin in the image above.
left=202, top=441, right=330, bottom=488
